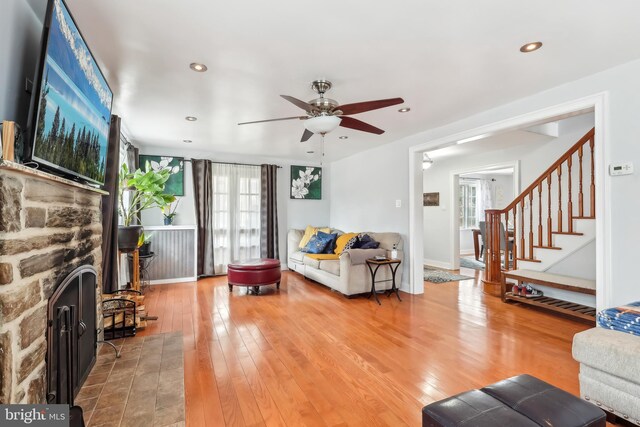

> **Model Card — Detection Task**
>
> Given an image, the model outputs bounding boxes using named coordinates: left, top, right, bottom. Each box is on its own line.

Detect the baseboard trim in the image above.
left=149, top=277, right=197, bottom=285
left=424, top=259, right=454, bottom=270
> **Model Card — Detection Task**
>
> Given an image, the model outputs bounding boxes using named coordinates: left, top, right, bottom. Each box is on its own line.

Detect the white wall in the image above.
left=138, top=145, right=330, bottom=267
left=331, top=58, right=640, bottom=307
left=0, top=0, right=46, bottom=126
left=423, top=114, right=593, bottom=264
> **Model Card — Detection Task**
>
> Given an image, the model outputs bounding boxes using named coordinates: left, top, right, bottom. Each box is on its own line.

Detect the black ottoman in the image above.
left=422, top=374, right=606, bottom=427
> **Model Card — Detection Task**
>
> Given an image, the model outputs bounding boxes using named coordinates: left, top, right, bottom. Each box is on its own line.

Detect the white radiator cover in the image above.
left=143, top=225, right=197, bottom=284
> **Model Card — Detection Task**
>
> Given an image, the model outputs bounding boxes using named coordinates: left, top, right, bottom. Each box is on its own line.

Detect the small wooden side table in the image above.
left=365, top=258, right=402, bottom=305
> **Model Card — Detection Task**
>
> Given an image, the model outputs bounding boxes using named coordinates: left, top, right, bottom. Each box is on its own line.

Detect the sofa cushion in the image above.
left=299, top=225, right=330, bottom=248
left=318, top=260, right=340, bottom=276
left=303, top=256, right=320, bottom=269
left=335, top=233, right=359, bottom=254
left=573, top=327, right=640, bottom=385
left=305, top=254, right=340, bottom=261
left=289, top=251, right=305, bottom=263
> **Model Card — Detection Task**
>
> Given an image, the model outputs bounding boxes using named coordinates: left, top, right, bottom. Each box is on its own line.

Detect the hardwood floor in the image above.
left=137, top=266, right=591, bottom=426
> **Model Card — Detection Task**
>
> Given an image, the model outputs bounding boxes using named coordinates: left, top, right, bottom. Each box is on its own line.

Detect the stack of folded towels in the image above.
left=597, top=301, right=640, bottom=335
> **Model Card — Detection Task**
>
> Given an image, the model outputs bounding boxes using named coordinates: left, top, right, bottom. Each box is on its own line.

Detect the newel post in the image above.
left=482, top=209, right=503, bottom=295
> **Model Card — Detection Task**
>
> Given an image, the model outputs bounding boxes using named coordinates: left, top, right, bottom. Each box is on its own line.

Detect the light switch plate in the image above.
left=609, top=162, right=633, bottom=176
left=395, top=200, right=401, bottom=208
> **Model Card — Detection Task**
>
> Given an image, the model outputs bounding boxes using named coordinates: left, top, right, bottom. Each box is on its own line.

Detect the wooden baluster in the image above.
left=520, top=199, right=525, bottom=259
left=547, top=176, right=552, bottom=246
left=537, top=183, right=543, bottom=246
left=557, top=165, right=563, bottom=233
left=590, top=137, right=595, bottom=217
left=567, top=155, right=573, bottom=233
left=578, top=145, right=584, bottom=217
left=528, top=192, right=534, bottom=258
left=512, top=206, right=518, bottom=270
left=504, top=211, right=509, bottom=270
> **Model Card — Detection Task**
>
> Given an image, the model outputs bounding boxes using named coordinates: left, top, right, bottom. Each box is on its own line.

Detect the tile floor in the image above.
left=75, top=332, right=185, bottom=427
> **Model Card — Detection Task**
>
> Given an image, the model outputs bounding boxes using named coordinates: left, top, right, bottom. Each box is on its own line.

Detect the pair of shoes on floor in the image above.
left=511, top=284, right=544, bottom=298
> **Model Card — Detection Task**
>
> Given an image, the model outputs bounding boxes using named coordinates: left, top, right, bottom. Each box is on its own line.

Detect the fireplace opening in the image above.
left=46, top=265, right=97, bottom=403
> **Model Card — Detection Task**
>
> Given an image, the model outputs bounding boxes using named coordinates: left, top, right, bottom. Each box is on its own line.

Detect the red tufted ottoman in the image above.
left=227, top=258, right=281, bottom=294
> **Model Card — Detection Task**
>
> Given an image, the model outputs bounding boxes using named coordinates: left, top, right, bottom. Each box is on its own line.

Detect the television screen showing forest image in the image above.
left=32, top=0, right=112, bottom=184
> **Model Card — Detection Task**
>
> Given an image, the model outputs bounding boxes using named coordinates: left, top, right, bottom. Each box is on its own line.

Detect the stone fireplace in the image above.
left=0, top=161, right=104, bottom=404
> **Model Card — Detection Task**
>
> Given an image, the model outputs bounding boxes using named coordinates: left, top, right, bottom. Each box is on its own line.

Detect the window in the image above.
left=459, top=180, right=480, bottom=229
left=212, top=164, right=261, bottom=274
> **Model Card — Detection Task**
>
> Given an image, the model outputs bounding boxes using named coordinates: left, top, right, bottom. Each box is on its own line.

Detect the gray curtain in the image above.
left=101, top=115, right=121, bottom=293
left=192, top=159, right=215, bottom=277
left=260, top=164, right=279, bottom=259
left=125, top=144, right=140, bottom=225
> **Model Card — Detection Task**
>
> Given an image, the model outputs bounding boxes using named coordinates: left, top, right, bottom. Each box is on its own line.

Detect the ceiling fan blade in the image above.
left=338, top=98, right=404, bottom=115
left=281, top=95, right=319, bottom=114
left=339, top=116, right=385, bottom=135
left=238, top=116, right=307, bottom=125
left=300, top=129, right=314, bottom=142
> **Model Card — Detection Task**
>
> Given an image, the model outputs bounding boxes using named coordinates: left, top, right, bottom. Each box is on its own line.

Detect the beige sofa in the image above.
left=287, top=229, right=404, bottom=296
left=573, top=327, right=640, bottom=425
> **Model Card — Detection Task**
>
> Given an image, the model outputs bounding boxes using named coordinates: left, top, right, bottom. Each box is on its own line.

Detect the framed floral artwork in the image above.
left=139, top=155, right=184, bottom=196
left=290, top=165, right=321, bottom=199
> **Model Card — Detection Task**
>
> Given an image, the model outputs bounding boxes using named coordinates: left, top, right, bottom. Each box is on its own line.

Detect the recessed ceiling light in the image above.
left=520, top=42, right=542, bottom=53
left=338, top=136, right=348, bottom=140
left=190, top=63, right=208, bottom=72
left=398, top=107, right=411, bottom=113
left=183, top=139, right=192, bottom=143
left=185, top=116, right=197, bottom=121
left=306, top=151, right=315, bottom=154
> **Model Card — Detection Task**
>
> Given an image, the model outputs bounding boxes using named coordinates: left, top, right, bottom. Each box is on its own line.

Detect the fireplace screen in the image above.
left=47, top=266, right=97, bottom=403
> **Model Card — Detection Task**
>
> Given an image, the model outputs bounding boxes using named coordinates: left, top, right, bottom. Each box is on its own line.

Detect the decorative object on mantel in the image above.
left=423, top=192, right=439, bottom=206
left=1, top=120, right=23, bottom=162
left=139, top=154, right=185, bottom=196
left=161, top=199, right=180, bottom=225
left=117, top=162, right=175, bottom=252
left=291, top=165, right=322, bottom=199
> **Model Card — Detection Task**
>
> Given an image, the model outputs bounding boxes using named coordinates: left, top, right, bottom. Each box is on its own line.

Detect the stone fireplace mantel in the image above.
left=0, top=160, right=106, bottom=404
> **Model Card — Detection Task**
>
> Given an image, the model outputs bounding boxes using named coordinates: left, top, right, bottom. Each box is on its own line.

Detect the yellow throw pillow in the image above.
left=335, top=232, right=359, bottom=254
left=298, top=226, right=331, bottom=248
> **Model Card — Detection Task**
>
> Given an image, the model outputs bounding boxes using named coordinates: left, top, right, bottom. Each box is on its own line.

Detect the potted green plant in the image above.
left=161, top=199, right=180, bottom=225
left=137, top=231, right=154, bottom=256
left=118, top=162, right=175, bottom=252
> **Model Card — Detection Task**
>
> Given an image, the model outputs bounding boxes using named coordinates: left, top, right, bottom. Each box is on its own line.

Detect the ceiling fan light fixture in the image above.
left=520, top=42, right=542, bottom=53
left=422, top=152, right=434, bottom=170
left=304, top=115, right=342, bottom=135
left=185, top=116, right=197, bottom=121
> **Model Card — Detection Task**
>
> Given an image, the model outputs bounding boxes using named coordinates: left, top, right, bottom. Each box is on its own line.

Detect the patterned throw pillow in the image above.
left=303, top=231, right=335, bottom=254
left=334, top=232, right=359, bottom=254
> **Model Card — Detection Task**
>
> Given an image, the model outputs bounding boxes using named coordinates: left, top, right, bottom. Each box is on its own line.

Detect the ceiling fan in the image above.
left=238, top=80, right=404, bottom=142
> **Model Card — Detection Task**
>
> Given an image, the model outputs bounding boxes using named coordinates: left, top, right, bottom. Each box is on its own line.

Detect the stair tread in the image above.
left=533, top=245, right=562, bottom=250
left=516, top=258, right=542, bottom=263
left=552, top=231, right=584, bottom=236
left=504, top=269, right=596, bottom=292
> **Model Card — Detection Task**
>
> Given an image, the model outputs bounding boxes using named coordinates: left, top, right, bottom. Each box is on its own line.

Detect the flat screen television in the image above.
left=26, top=0, right=113, bottom=186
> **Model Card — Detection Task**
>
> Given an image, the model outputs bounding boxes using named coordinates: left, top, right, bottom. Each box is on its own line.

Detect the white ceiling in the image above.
left=64, top=0, right=640, bottom=162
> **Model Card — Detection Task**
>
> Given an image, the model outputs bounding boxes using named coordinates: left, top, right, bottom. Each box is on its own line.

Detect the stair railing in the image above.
left=483, top=127, right=595, bottom=289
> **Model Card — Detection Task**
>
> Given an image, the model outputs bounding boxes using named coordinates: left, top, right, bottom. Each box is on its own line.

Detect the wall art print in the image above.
left=139, top=155, right=184, bottom=196
left=290, top=165, right=322, bottom=199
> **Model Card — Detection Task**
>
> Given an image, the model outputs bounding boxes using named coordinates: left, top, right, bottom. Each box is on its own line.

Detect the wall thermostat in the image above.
left=609, top=162, right=633, bottom=176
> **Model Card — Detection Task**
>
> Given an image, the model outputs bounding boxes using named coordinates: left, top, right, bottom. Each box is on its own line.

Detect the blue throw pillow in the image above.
left=303, top=231, right=335, bottom=254
left=358, top=234, right=380, bottom=249
left=321, top=232, right=339, bottom=254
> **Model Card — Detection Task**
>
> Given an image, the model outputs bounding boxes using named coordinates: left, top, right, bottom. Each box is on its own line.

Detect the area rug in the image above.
left=424, top=267, right=474, bottom=283
left=460, top=257, right=485, bottom=270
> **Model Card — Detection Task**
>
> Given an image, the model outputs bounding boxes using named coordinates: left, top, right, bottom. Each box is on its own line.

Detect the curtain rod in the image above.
left=183, top=158, right=282, bottom=169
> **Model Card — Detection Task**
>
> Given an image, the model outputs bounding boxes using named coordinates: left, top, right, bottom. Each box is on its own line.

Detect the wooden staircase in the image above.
left=483, top=127, right=597, bottom=322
